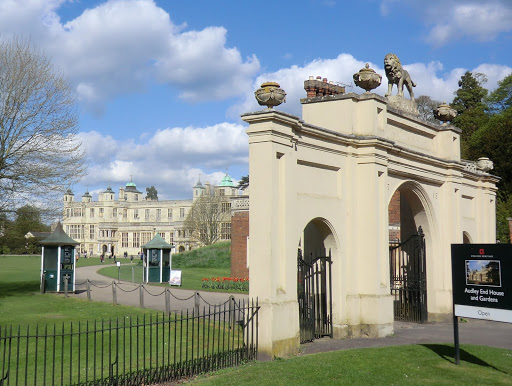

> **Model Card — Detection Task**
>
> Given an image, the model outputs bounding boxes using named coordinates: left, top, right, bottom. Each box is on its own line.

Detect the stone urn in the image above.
left=254, top=82, right=286, bottom=109
left=433, top=102, right=457, bottom=125
left=476, top=157, right=493, bottom=172
left=353, top=63, right=382, bottom=93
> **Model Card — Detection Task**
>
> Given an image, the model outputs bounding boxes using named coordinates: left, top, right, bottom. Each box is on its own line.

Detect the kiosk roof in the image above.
left=142, top=234, right=174, bottom=249
left=40, top=222, right=80, bottom=246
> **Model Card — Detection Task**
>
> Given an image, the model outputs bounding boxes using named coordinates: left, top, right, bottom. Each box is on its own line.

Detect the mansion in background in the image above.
left=62, top=175, right=240, bottom=257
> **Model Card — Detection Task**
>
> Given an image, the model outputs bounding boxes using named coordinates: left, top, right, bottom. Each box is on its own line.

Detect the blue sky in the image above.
left=1, top=0, right=511, bottom=200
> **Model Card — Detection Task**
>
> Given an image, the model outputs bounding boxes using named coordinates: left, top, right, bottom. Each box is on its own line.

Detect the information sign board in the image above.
left=451, top=244, right=512, bottom=323
left=169, top=270, right=182, bottom=286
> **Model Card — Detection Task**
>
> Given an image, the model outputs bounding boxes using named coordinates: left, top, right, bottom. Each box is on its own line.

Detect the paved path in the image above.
left=73, top=264, right=249, bottom=313
left=73, top=265, right=512, bottom=355
left=299, top=319, right=512, bottom=355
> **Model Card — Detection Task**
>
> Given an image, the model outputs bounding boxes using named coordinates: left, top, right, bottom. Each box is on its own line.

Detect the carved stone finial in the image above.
left=255, top=82, right=286, bottom=109
left=476, top=157, right=493, bottom=172
left=384, top=53, right=416, bottom=101
left=433, top=102, right=457, bottom=125
left=353, top=63, right=382, bottom=93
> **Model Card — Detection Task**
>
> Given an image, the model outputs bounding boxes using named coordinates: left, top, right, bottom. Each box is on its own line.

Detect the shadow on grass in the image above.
left=0, top=281, right=40, bottom=298
left=421, top=344, right=509, bottom=375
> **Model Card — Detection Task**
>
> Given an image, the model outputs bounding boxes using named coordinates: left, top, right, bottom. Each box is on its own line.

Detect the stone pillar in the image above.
left=243, top=111, right=300, bottom=360
left=345, top=151, right=393, bottom=337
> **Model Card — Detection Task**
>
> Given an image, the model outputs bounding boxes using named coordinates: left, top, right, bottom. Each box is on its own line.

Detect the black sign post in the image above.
left=451, top=244, right=512, bottom=364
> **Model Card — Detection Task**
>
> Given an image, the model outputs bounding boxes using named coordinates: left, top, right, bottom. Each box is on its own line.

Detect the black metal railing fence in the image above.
left=0, top=298, right=259, bottom=385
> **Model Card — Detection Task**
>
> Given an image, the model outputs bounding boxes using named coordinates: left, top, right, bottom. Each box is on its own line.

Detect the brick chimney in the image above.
left=304, top=76, right=345, bottom=98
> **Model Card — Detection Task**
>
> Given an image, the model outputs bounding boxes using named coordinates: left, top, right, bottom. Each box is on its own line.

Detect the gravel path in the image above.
left=72, top=264, right=249, bottom=313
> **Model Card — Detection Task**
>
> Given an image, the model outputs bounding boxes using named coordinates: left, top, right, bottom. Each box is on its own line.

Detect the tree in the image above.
left=467, top=75, right=512, bottom=242
left=0, top=205, right=49, bottom=254
left=416, top=95, right=442, bottom=124
left=145, top=186, right=158, bottom=200
left=486, top=73, right=512, bottom=114
left=184, top=195, right=225, bottom=246
left=450, top=71, right=489, bottom=156
left=0, top=37, right=84, bottom=214
left=237, top=175, right=249, bottom=190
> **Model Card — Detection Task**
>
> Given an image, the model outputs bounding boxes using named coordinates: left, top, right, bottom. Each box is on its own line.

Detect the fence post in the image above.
left=86, top=280, right=91, bottom=301
left=165, top=289, right=170, bottom=314
left=112, top=282, right=117, bottom=305
left=140, top=285, right=144, bottom=309
left=229, top=295, right=235, bottom=329
left=194, top=292, right=200, bottom=316
left=132, top=266, right=135, bottom=283
left=40, top=272, right=45, bottom=294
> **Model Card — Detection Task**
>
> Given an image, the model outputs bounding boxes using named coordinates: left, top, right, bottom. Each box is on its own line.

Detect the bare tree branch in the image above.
left=184, top=195, right=226, bottom=246
left=0, top=37, right=85, bottom=214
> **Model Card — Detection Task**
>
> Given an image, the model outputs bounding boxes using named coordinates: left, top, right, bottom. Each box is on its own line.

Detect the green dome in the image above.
left=219, top=174, right=235, bottom=187
left=126, top=181, right=136, bottom=187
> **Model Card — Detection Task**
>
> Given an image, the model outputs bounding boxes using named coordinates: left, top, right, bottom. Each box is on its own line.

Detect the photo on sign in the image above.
left=465, top=260, right=501, bottom=287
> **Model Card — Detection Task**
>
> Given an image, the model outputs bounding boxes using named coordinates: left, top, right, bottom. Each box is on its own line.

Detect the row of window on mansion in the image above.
left=65, top=223, right=232, bottom=247
left=65, top=203, right=232, bottom=220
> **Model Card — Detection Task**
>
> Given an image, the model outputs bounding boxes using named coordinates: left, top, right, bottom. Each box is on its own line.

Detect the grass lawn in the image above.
left=0, top=243, right=235, bottom=326
left=97, top=264, right=231, bottom=291
left=96, top=242, right=236, bottom=292
left=190, top=344, right=512, bottom=385
left=0, top=255, right=159, bottom=326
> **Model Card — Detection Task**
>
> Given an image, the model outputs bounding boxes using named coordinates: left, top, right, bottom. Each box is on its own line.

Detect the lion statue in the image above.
left=384, top=53, right=416, bottom=101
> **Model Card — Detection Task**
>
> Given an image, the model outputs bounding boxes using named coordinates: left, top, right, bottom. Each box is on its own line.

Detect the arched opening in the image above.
left=298, top=218, right=337, bottom=343
left=388, top=182, right=432, bottom=323
left=463, top=232, right=472, bottom=244
left=178, top=245, right=185, bottom=253
left=102, top=245, right=107, bottom=255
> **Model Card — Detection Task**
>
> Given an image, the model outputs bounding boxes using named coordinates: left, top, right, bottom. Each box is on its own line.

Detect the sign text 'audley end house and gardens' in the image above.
left=452, top=244, right=512, bottom=323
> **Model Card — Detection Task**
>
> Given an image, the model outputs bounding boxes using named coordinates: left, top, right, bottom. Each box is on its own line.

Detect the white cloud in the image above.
left=77, top=122, right=248, bottom=199
left=229, top=53, right=512, bottom=119
left=426, top=2, right=512, bottom=46
left=0, top=0, right=259, bottom=112
left=230, top=53, right=367, bottom=118
left=380, top=0, right=512, bottom=47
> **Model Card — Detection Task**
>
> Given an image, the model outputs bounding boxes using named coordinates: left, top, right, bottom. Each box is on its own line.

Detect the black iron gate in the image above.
left=389, top=227, right=427, bottom=322
left=297, top=248, right=333, bottom=343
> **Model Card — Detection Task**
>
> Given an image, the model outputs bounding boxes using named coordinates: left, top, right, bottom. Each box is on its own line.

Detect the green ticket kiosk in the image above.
left=142, top=234, right=175, bottom=283
left=40, top=222, right=79, bottom=292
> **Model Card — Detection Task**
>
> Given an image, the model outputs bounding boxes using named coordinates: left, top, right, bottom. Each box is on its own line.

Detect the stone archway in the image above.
left=298, top=218, right=337, bottom=342
left=243, top=87, right=497, bottom=359
left=388, top=182, right=434, bottom=322
left=302, top=218, right=337, bottom=262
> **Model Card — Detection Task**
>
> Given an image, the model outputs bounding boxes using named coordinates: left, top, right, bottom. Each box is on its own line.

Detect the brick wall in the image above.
left=508, top=217, right=512, bottom=243
left=231, top=211, right=249, bottom=278
left=388, top=190, right=401, bottom=241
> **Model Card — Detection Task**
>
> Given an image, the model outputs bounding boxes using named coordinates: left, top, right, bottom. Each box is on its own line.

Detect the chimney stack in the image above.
left=304, top=76, right=345, bottom=98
